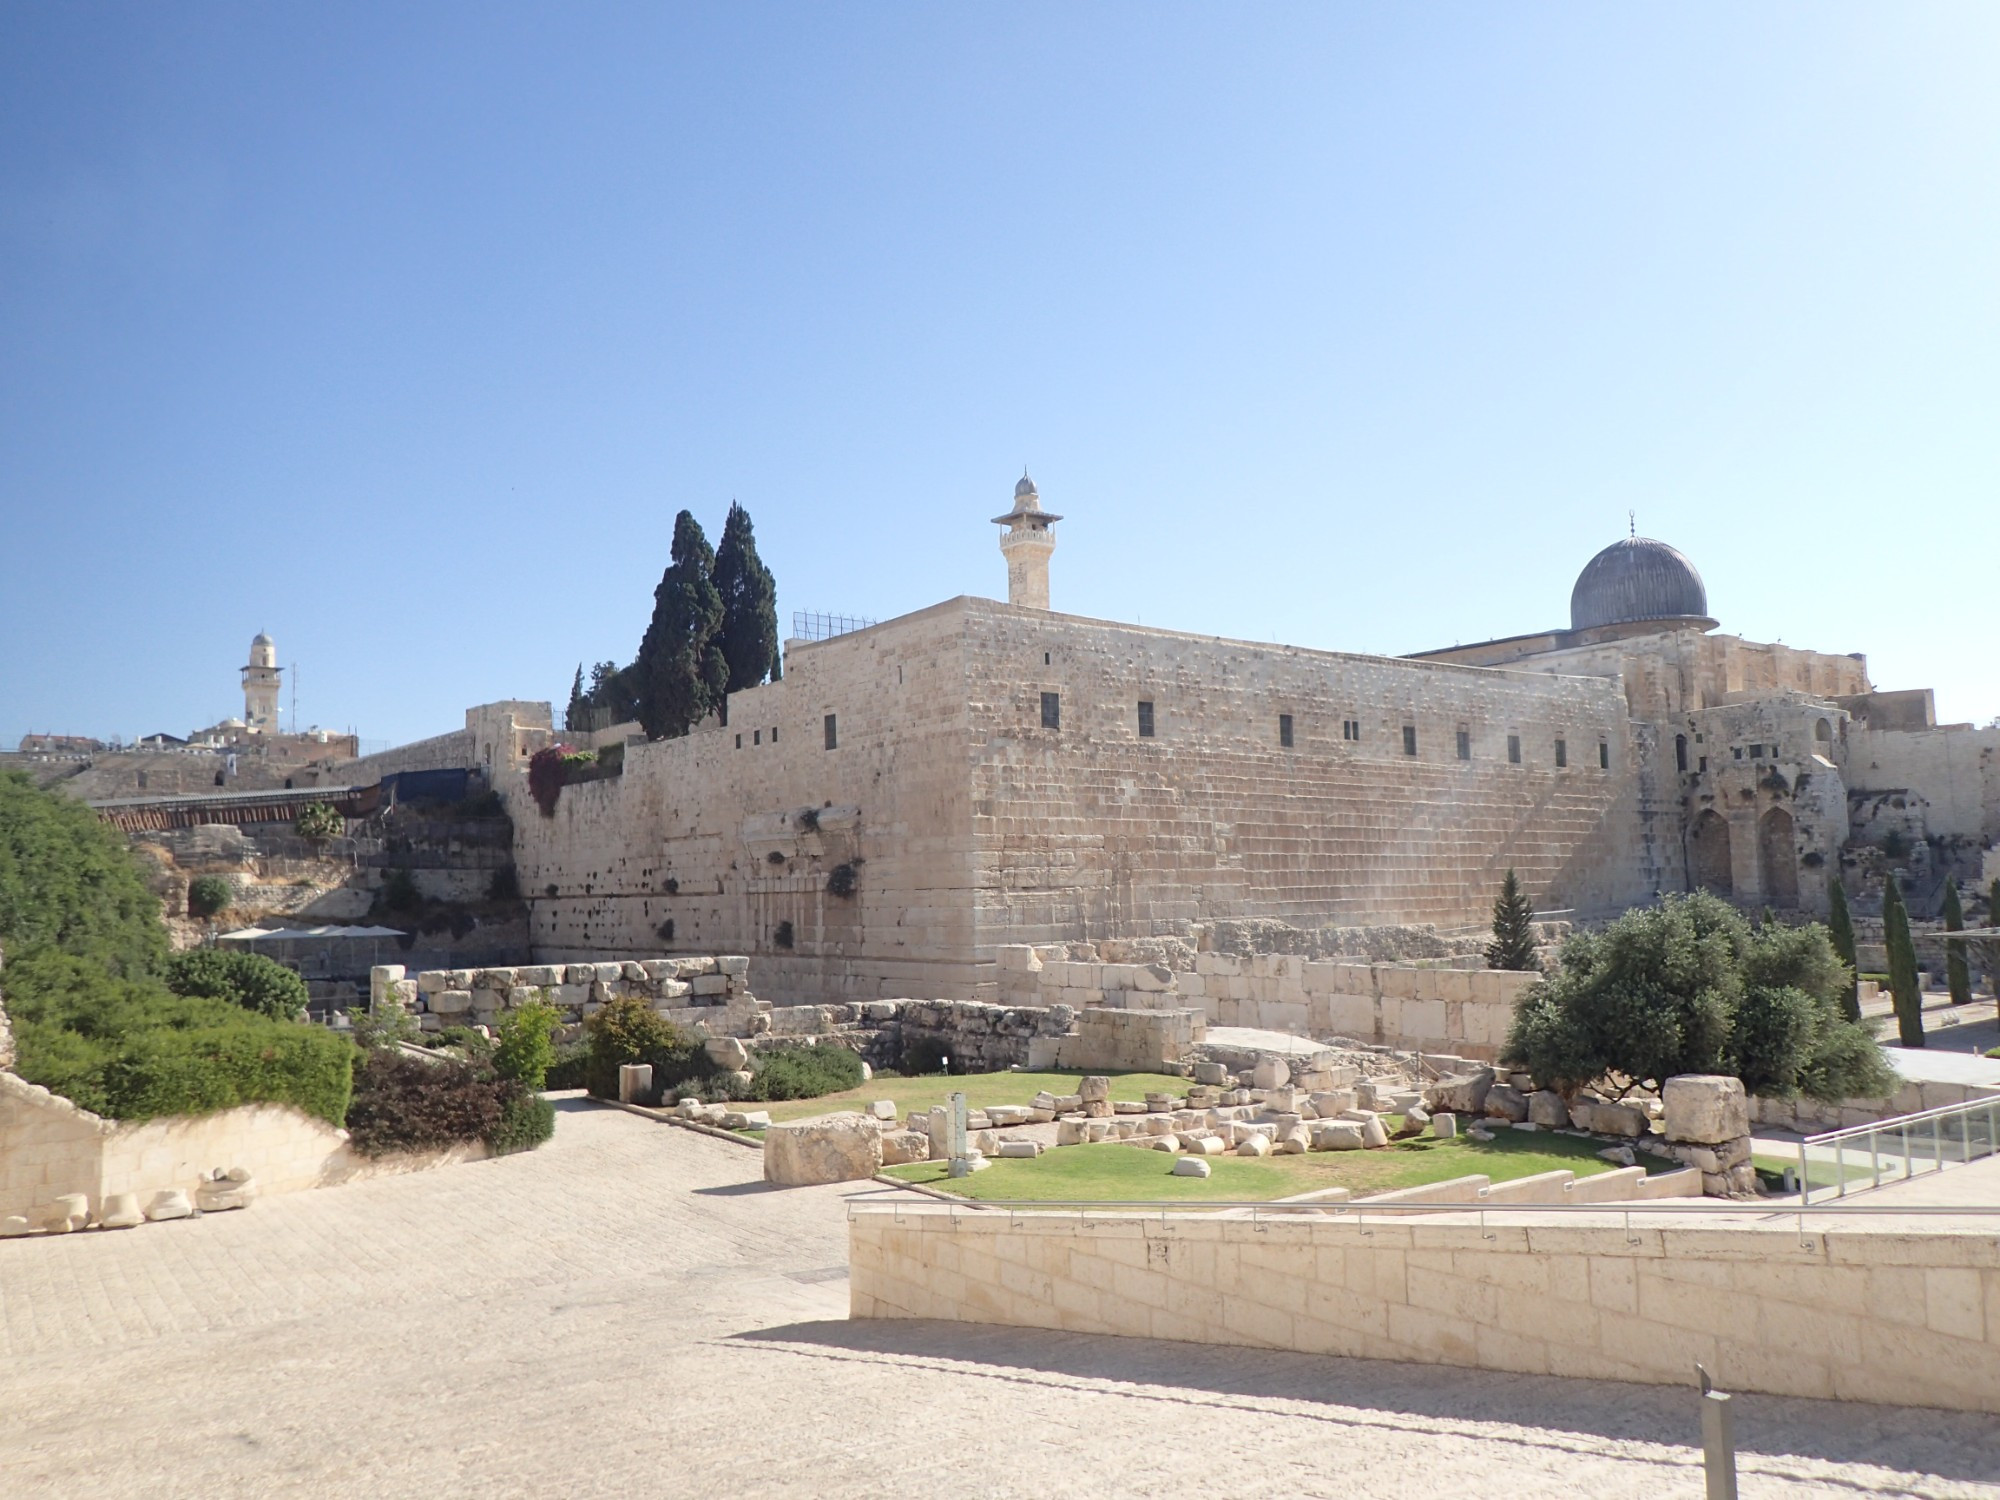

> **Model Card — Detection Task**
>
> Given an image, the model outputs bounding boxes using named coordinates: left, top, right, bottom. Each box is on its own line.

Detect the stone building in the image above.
left=329, top=476, right=1995, bottom=1000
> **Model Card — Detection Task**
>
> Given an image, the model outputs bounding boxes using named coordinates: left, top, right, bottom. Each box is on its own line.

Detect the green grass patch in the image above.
left=1752, top=1153, right=1893, bottom=1194
left=757, top=1069, right=1190, bottom=1124
left=886, top=1123, right=1664, bottom=1202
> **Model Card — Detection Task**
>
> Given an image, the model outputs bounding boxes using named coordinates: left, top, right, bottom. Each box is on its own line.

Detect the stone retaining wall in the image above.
left=999, top=946, right=1535, bottom=1059
left=378, top=955, right=755, bottom=1036
left=850, top=1206, right=2000, bottom=1414
left=1749, top=1075, right=2000, bottom=1133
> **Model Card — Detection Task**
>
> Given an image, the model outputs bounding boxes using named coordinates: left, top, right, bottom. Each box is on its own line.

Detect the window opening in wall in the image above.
left=1456, top=729, right=1471, bottom=761
left=898, top=665, right=904, bottom=684
left=1044, top=652, right=1051, bottom=665
left=770, top=726, right=778, bottom=743
left=824, top=714, right=838, bottom=750
left=1137, top=700, right=1155, bottom=738
left=1733, top=746, right=1743, bottom=759
left=1402, top=725, right=1417, bottom=757
left=1507, top=734, right=1521, bottom=764
left=753, top=729, right=761, bottom=745
left=1699, top=755, right=1708, bottom=773
left=735, top=734, right=742, bottom=749
left=1750, top=743, right=1766, bottom=759
left=1675, top=734, right=1688, bottom=772
left=1342, top=720, right=1360, bottom=741
left=1555, top=738, right=1567, bottom=768
left=1279, top=713, right=1294, bottom=748
left=1599, top=740, right=1610, bottom=769
left=1041, top=692, right=1061, bottom=730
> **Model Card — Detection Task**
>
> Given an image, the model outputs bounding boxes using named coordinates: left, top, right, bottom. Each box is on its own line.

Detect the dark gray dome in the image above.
left=1569, top=537, right=1709, bottom=631
left=1015, top=471, right=1037, bottom=498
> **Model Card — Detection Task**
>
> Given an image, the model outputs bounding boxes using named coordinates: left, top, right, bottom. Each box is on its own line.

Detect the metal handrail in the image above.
left=1795, top=1093, right=2000, bottom=1205
left=848, top=1197, right=2000, bottom=1220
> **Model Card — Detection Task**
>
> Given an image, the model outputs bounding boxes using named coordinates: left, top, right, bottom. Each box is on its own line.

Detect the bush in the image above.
left=432, top=1025, right=496, bottom=1061
left=345, top=1050, right=505, bottom=1155
left=0, top=770, right=167, bottom=976
left=583, top=995, right=707, bottom=1098
left=163, top=949, right=310, bottom=1019
left=346, top=999, right=420, bottom=1051
left=735, top=1043, right=864, bottom=1101
left=293, top=802, right=344, bottom=842
left=487, top=1090, right=556, bottom=1154
left=1502, top=892, right=1891, bottom=1103
left=7, top=947, right=354, bottom=1124
left=494, top=996, right=560, bottom=1089
left=186, top=876, right=233, bottom=919
left=545, top=1039, right=590, bottom=1090
left=377, top=867, right=422, bottom=914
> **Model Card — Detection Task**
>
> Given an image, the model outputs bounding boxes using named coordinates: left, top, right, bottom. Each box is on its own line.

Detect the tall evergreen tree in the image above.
left=564, top=664, right=590, bottom=734
left=1942, top=876, right=1972, bottom=1007
left=1827, top=878, right=1860, bottom=1021
left=633, top=511, right=726, bottom=740
left=1882, top=871, right=1925, bottom=1048
left=1485, top=868, right=1540, bottom=971
left=586, top=660, right=640, bottom=727
left=712, top=502, right=779, bottom=698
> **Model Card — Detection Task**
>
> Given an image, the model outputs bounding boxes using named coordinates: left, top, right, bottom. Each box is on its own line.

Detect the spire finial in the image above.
left=1629, top=509, right=1636, bottom=539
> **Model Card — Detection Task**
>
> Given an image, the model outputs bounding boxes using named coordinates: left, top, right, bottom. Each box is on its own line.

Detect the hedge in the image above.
left=344, top=1048, right=554, bottom=1157
left=163, top=949, right=311, bottom=1019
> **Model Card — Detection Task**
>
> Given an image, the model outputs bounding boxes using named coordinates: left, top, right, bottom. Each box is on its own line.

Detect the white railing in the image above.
left=1795, top=1095, right=2000, bottom=1204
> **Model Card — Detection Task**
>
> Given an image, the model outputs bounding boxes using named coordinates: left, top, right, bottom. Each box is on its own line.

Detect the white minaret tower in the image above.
left=243, top=632, right=281, bottom=733
left=992, top=470, right=1061, bottom=610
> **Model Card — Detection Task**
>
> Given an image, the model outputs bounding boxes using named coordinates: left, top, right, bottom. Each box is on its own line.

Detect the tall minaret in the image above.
left=243, top=632, right=281, bottom=733
left=991, top=470, right=1062, bottom=610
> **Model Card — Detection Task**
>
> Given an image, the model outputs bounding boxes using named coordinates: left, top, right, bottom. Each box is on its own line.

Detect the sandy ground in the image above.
left=3, top=1100, right=1997, bottom=1498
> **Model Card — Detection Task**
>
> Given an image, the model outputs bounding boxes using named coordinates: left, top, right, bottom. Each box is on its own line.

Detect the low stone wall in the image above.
left=1, top=1070, right=479, bottom=1228
left=1749, top=1075, right=2000, bottom=1133
left=998, top=946, right=1534, bottom=1059
left=380, top=955, right=755, bottom=1036
left=850, top=1206, right=2000, bottom=1414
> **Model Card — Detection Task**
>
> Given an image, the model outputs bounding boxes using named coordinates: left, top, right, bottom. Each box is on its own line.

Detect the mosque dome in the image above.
left=1569, top=537, right=1710, bottom=632
left=252, top=631, right=273, bottom=647
left=1015, top=472, right=1038, bottom=500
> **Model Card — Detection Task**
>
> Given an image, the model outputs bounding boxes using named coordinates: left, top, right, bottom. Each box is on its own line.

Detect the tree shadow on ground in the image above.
left=732, top=1318, right=2000, bottom=1485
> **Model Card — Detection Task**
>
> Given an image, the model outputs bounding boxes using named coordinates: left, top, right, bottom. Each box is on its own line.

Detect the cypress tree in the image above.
left=1827, top=878, right=1860, bottom=1021
left=564, top=665, right=590, bottom=734
left=1882, top=871, right=1925, bottom=1048
left=1942, top=877, right=1972, bottom=1007
left=633, top=511, right=727, bottom=740
left=1484, top=868, right=1540, bottom=971
left=712, top=501, right=779, bottom=699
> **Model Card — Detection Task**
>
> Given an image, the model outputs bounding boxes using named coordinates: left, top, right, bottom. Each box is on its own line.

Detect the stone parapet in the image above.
left=379, top=955, right=755, bottom=1035
left=850, top=1205, right=2000, bottom=1414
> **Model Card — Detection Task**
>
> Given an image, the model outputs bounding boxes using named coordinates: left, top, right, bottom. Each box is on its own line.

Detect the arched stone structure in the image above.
left=1691, top=810, right=1733, bottom=896
left=1759, top=806, right=1799, bottom=908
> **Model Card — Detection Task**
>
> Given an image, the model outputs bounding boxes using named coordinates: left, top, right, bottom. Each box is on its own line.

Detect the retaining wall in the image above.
left=849, top=1205, right=2000, bottom=1414
left=999, top=946, right=1535, bottom=1059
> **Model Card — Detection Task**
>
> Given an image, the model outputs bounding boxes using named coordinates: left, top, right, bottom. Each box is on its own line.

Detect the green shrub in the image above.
left=346, top=1000, right=420, bottom=1051
left=293, top=802, right=344, bottom=842
left=487, top=1091, right=556, bottom=1154
left=7, top=947, right=353, bottom=1123
left=163, top=949, right=310, bottom=1019
left=583, top=995, right=707, bottom=1098
left=433, top=1025, right=496, bottom=1061
left=735, top=1043, right=865, bottom=1101
left=494, top=996, right=560, bottom=1088
left=0, top=770, right=167, bottom=976
left=1503, top=892, right=1892, bottom=1102
left=377, top=867, right=422, bottom=913
left=544, top=1039, right=590, bottom=1090
left=186, top=876, right=233, bottom=920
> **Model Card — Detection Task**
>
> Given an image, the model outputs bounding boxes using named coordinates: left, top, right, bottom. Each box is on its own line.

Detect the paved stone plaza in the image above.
left=3, top=1101, right=1998, bottom=1498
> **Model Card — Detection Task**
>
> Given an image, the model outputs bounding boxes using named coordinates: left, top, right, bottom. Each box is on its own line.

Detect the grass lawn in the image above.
left=886, top=1122, right=1668, bottom=1202
left=757, top=1068, right=1191, bottom=1124
left=1751, top=1153, right=1892, bottom=1195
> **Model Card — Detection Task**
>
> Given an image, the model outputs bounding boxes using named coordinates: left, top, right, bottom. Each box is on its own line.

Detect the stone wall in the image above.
left=997, top=944, right=1535, bottom=1060
left=382, top=954, right=756, bottom=1037
left=503, top=596, right=1659, bottom=1003
left=1748, top=1075, right=2000, bottom=1134
left=0, top=1070, right=471, bottom=1226
left=849, top=1205, right=2000, bottom=1414
left=1846, top=724, right=2000, bottom=846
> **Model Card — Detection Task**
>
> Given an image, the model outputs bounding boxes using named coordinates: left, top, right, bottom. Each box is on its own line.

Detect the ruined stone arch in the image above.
left=1814, top=717, right=1833, bottom=743
left=1690, top=809, right=1733, bottom=896
left=1759, top=806, right=1799, bottom=908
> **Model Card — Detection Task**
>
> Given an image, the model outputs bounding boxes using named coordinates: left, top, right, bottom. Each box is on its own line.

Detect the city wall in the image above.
left=507, top=597, right=1660, bottom=1003
left=849, top=1206, right=2000, bottom=1415
left=1846, top=724, right=2000, bottom=846
left=996, top=945, right=1536, bottom=1060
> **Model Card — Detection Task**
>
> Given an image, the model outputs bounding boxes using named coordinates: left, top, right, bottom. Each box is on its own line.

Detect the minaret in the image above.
left=243, top=632, right=281, bottom=733
left=991, top=471, right=1062, bottom=610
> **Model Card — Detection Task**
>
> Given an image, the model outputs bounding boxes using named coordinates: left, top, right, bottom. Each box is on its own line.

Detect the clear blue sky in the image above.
left=4, top=4, right=1996, bottom=749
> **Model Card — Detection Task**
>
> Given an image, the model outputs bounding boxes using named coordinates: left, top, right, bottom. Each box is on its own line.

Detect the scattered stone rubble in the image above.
left=1, top=1171, right=257, bottom=1239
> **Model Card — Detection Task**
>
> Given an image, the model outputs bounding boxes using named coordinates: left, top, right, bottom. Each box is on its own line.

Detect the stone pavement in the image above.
left=4, top=1100, right=1998, bottom=1498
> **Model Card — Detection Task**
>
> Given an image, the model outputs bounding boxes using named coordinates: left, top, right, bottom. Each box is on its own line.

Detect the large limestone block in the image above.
left=1171, top=1156, right=1212, bottom=1178
left=879, top=1129, right=930, bottom=1167
left=145, top=1189, right=194, bottom=1222
left=1311, top=1121, right=1365, bottom=1151
left=1251, top=1057, right=1290, bottom=1090
left=1236, top=1134, right=1271, bottom=1158
left=1662, top=1074, right=1751, bottom=1145
left=717, top=956, right=751, bottom=977
left=1570, top=1098, right=1648, bottom=1137
left=99, top=1192, right=144, bottom=1230
left=1360, top=1114, right=1390, bottom=1149
left=763, top=1114, right=884, bottom=1186
left=1425, top=1068, right=1493, bottom=1115
left=690, top=974, right=731, bottom=997
left=40, top=1193, right=90, bottom=1233
left=1527, top=1090, right=1570, bottom=1128
left=429, top=989, right=474, bottom=1016
left=703, top=1036, right=750, bottom=1070
left=1482, top=1084, right=1529, bottom=1123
